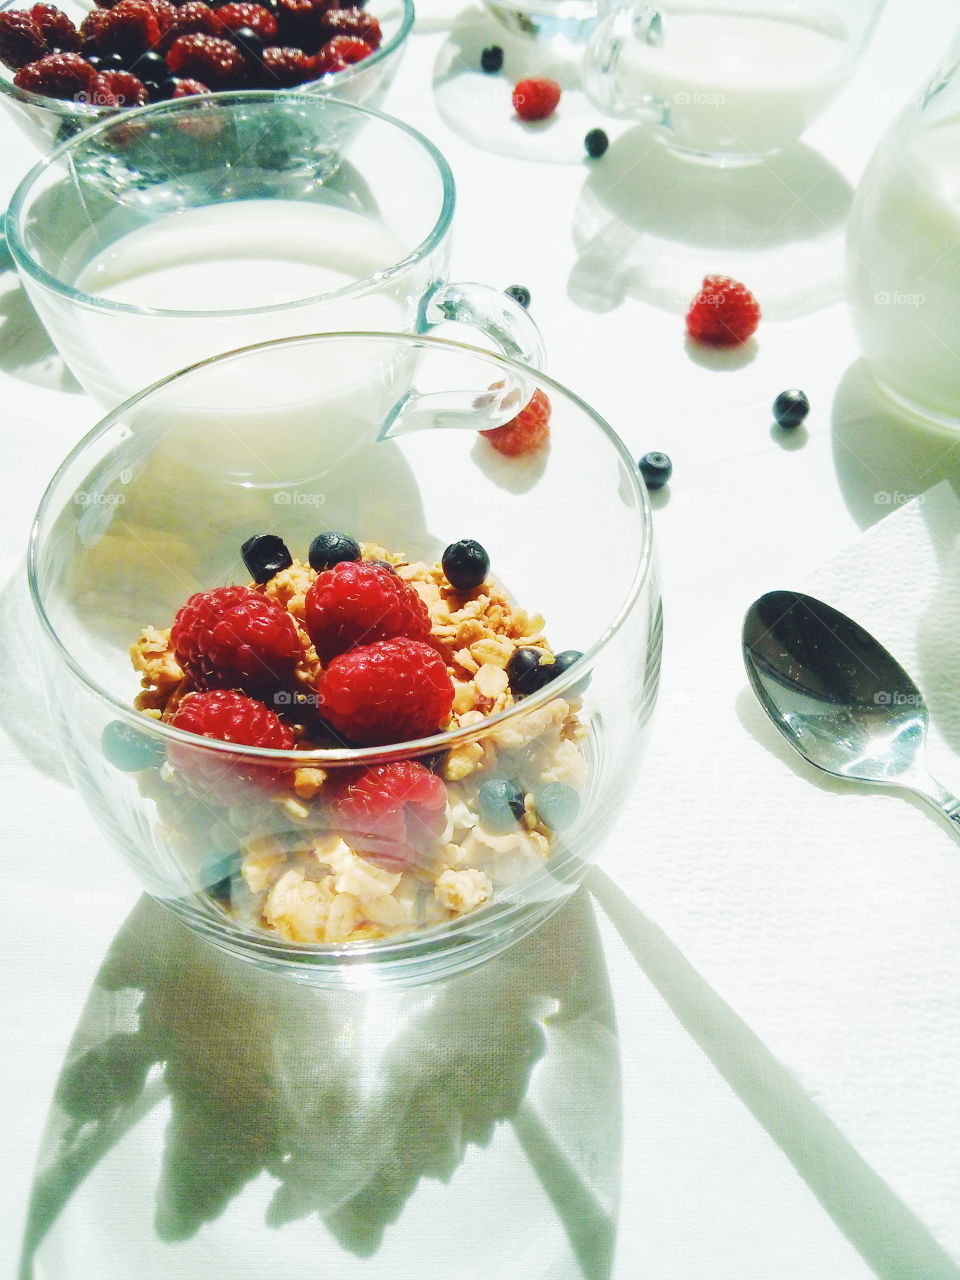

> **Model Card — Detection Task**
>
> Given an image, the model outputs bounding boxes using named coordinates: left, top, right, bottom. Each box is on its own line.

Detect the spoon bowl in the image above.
left=743, top=589, right=960, bottom=830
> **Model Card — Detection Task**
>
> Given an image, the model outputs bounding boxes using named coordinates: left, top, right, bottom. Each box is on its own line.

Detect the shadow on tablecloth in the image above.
left=18, top=887, right=620, bottom=1280
left=590, top=868, right=960, bottom=1280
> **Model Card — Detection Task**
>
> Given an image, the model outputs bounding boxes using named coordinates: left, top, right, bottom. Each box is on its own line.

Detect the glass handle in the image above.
left=583, top=1, right=670, bottom=124
left=378, top=281, right=546, bottom=439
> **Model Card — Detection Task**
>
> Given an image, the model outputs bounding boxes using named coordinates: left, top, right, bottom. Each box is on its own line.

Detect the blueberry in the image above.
left=200, top=851, right=240, bottom=902
left=99, top=50, right=126, bottom=70
left=638, top=451, right=672, bottom=490
left=772, top=389, right=810, bottom=429
left=480, top=44, right=504, bottom=73
left=442, top=538, right=490, bottom=592
left=308, top=531, right=361, bottom=572
left=506, top=646, right=552, bottom=696
left=549, top=649, right=588, bottom=693
left=241, top=533, right=293, bottom=583
left=86, top=52, right=104, bottom=69
left=153, top=77, right=179, bottom=100
left=478, top=778, right=525, bottom=831
left=231, top=25, right=264, bottom=60
left=101, top=720, right=164, bottom=772
left=536, top=782, right=580, bottom=830
left=369, top=558, right=397, bottom=573
left=505, top=284, right=531, bottom=309
left=584, top=127, right=609, bottom=158
left=132, top=48, right=165, bottom=76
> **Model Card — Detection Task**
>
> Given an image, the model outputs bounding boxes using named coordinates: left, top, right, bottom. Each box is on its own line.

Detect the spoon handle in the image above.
left=910, top=774, right=960, bottom=835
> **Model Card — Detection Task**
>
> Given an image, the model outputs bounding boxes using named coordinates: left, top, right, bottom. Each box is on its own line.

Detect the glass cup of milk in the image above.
left=583, top=0, right=886, bottom=162
left=846, top=32, right=960, bottom=427
left=7, top=91, right=544, bottom=480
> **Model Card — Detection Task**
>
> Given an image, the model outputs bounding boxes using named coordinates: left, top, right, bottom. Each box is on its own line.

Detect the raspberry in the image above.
left=481, top=387, right=551, bottom=457
left=166, top=31, right=244, bottom=82
left=78, top=8, right=109, bottom=42
left=304, top=560, right=432, bottom=664
left=216, top=1, right=276, bottom=38
left=685, top=274, right=760, bottom=346
left=320, top=6, right=380, bottom=48
left=98, top=68, right=148, bottom=103
left=0, top=11, right=47, bottom=68
left=169, top=689, right=294, bottom=799
left=320, top=33, right=369, bottom=64
left=156, top=1, right=220, bottom=50
left=145, top=0, right=176, bottom=33
left=30, top=4, right=79, bottom=50
left=260, top=43, right=312, bottom=84
left=96, top=0, right=161, bottom=55
left=170, top=73, right=209, bottom=93
left=328, top=761, right=447, bottom=870
left=14, top=50, right=96, bottom=97
left=171, top=584, right=303, bottom=696
left=312, top=40, right=343, bottom=73
left=316, top=638, right=455, bottom=746
left=512, top=77, right=561, bottom=122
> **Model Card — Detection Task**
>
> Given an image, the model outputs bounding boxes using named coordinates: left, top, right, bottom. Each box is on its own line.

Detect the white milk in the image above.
left=847, top=116, right=960, bottom=423
left=619, top=8, right=849, bottom=157
left=62, top=201, right=428, bottom=483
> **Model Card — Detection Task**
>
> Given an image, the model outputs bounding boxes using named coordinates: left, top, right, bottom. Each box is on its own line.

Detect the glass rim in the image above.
left=0, top=0, right=415, bottom=118
left=5, top=83, right=454, bottom=320
left=27, top=329, right=655, bottom=766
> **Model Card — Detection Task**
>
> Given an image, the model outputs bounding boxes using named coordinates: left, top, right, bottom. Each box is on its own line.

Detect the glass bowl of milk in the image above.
left=7, top=90, right=544, bottom=438
left=846, top=32, right=960, bottom=427
left=0, top=0, right=414, bottom=153
left=583, top=0, right=886, bottom=163
left=27, top=330, right=662, bottom=986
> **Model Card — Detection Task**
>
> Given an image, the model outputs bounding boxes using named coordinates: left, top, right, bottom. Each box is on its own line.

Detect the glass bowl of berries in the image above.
left=0, top=0, right=413, bottom=152
left=28, top=330, right=661, bottom=987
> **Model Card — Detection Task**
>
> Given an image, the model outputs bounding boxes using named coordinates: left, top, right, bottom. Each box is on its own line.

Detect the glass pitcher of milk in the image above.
left=847, top=33, right=960, bottom=426
left=584, top=0, right=885, bottom=162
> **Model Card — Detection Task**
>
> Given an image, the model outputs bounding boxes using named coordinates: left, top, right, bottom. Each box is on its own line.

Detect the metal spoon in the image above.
left=742, top=589, right=960, bottom=830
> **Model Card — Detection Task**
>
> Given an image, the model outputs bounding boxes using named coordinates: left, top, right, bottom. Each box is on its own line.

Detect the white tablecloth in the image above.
left=3, top=2, right=959, bottom=1276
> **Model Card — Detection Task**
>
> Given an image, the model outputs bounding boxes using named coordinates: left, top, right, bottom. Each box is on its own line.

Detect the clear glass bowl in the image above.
left=0, top=0, right=413, bottom=152
left=28, top=331, right=661, bottom=987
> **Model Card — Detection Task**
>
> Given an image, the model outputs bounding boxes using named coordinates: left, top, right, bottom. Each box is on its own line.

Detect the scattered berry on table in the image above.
left=506, top=645, right=554, bottom=695
left=480, top=386, right=551, bottom=457
left=512, top=76, right=561, bottom=122
left=772, top=389, right=810, bottom=428
left=241, top=532, right=293, bottom=583
left=480, top=43, right=503, bottom=73
left=638, top=451, right=672, bottom=490
left=478, top=777, right=525, bottom=831
left=13, top=49, right=96, bottom=97
left=584, top=127, right=608, bottom=158
left=685, top=274, right=760, bottom=346
left=304, top=559, right=432, bottom=663
left=171, top=584, right=303, bottom=696
left=307, top=530, right=361, bottom=573
left=536, top=781, right=580, bottom=829
left=168, top=688, right=295, bottom=795
left=441, top=539, right=490, bottom=592
left=315, top=636, right=455, bottom=746
left=101, top=719, right=164, bottom=771
left=504, top=283, right=530, bottom=309
left=330, top=760, right=448, bottom=870
left=0, top=10, right=49, bottom=68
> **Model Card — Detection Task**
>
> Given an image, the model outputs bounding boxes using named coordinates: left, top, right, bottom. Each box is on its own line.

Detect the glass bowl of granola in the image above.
left=28, top=331, right=661, bottom=986
left=0, top=0, right=413, bottom=153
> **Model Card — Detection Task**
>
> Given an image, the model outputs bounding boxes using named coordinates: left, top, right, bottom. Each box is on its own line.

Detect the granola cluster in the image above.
left=129, top=543, right=587, bottom=945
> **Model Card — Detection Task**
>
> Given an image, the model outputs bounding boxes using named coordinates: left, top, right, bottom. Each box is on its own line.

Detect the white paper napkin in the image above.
left=600, top=480, right=960, bottom=1270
